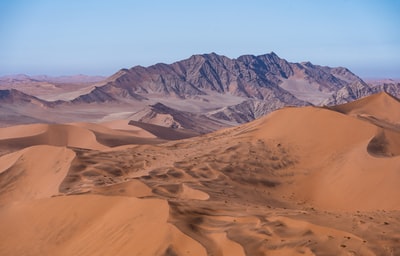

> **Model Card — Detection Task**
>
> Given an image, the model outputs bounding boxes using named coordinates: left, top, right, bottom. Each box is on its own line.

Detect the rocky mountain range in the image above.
left=95, top=52, right=370, bottom=103
left=0, top=52, right=398, bottom=130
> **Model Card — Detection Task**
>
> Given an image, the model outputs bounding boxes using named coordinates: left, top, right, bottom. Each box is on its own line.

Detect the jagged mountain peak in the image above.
left=190, top=52, right=225, bottom=59
left=149, top=102, right=178, bottom=114
left=301, top=61, right=315, bottom=68
left=178, top=52, right=232, bottom=69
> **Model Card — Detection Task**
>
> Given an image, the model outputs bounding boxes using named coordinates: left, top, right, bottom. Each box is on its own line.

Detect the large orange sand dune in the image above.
left=0, top=92, right=400, bottom=255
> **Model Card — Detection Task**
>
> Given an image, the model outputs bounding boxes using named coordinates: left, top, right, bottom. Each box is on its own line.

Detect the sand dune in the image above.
left=0, top=123, right=106, bottom=152
left=129, top=120, right=200, bottom=140
left=100, top=119, right=156, bottom=136
left=0, top=145, right=75, bottom=206
left=70, top=121, right=166, bottom=146
left=1, top=93, right=400, bottom=255
left=331, top=92, right=400, bottom=125
left=0, top=120, right=173, bottom=154
left=0, top=123, right=48, bottom=140
left=247, top=106, right=377, bottom=156
left=238, top=106, right=400, bottom=210
left=0, top=196, right=207, bottom=256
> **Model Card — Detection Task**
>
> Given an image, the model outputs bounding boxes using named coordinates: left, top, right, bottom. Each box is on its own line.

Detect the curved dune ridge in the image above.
left=330, top=91, right=400, bottom=125
left=0, top=123, right=106, bottom=151
left=1, top=93, right=400, bottom=255
left=332, top=93, right=400, bottom=158
left=367, top=129, right=400, bottom=157
left=0, top=196, right=207, bottom=256
left=0, top=119, right=172, bottom=154
left=244, top=106, right=400, bottom=211
left=100, top=119, right=157, bottom=137
left=0, top=145, right=76, bottom=206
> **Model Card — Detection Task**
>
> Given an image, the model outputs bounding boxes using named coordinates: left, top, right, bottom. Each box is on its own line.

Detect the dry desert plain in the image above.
left=1, top=92, right=400, bottom=255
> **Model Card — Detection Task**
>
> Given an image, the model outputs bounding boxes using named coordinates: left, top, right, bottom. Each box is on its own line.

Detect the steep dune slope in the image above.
left=0, top=123, right=107, bottom=152
left=330, top=92, right=400, bottom=125
left=0, top=120, right=174, bottom=154
left=0, top=145, right=75, bottom=206
left=0, top=196, right=207, bottom=256
left=245, top=106, right=400, bottom=210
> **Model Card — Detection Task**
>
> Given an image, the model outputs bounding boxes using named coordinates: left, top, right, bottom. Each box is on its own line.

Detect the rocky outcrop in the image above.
left=208, top=97, right=310, bottom=124
left=371, top=82, right=400, bottom=97
left=128, top=103, right=226, bottom=134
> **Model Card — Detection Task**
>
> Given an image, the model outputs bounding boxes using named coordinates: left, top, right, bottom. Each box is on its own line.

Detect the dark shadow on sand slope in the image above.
left=91, top=131, right=166, bottom=147
left=128, top=120, right=201, bottom=140
left=367, top=130, right=400, bottom=157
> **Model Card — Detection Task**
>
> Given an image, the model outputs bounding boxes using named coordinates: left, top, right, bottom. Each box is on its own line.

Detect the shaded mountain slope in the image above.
left=0, top=89, right=57, bottom=106
left=0, top=89, right=61, bottom=127
left=128, top=102, right=227, bottom=133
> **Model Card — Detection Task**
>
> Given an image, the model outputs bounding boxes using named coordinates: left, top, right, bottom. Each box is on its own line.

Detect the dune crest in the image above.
left=0, top=196, right=207, bottom=256
left=0, top=145, right=75, bottom=206
left=0, top=120, right=179, bottom=155
left=331, top=91, right=400, bottom=125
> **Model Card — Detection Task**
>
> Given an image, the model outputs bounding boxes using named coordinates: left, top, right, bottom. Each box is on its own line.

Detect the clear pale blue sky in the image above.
left=0, top=0, right=399, bottom=78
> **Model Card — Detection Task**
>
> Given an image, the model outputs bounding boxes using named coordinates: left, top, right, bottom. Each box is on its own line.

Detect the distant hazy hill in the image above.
left=0, top=74, right=106, bottom=85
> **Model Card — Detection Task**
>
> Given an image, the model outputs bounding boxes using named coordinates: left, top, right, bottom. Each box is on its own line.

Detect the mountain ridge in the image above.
left=0, top=52, right=398, bottom=128
left=79, top=51, right=381, bottom=111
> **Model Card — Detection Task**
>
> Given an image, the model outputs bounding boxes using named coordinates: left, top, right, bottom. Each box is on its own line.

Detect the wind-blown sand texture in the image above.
left=0, top=92, right=400, bottom=255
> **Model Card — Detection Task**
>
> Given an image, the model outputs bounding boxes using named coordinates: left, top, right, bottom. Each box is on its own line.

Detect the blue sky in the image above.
left=0, top=0, right=399, bottom=78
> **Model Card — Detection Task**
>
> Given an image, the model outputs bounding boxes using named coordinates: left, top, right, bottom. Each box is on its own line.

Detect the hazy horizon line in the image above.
left=1, top=52, right=399, bottom=80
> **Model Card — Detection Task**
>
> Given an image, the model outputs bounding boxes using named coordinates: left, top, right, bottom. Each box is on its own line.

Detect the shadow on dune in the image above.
left=367, top=130, right=400, bottom=157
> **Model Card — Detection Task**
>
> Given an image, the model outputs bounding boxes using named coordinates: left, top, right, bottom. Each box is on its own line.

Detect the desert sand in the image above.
left=1, top=92, right=400, bottom=255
